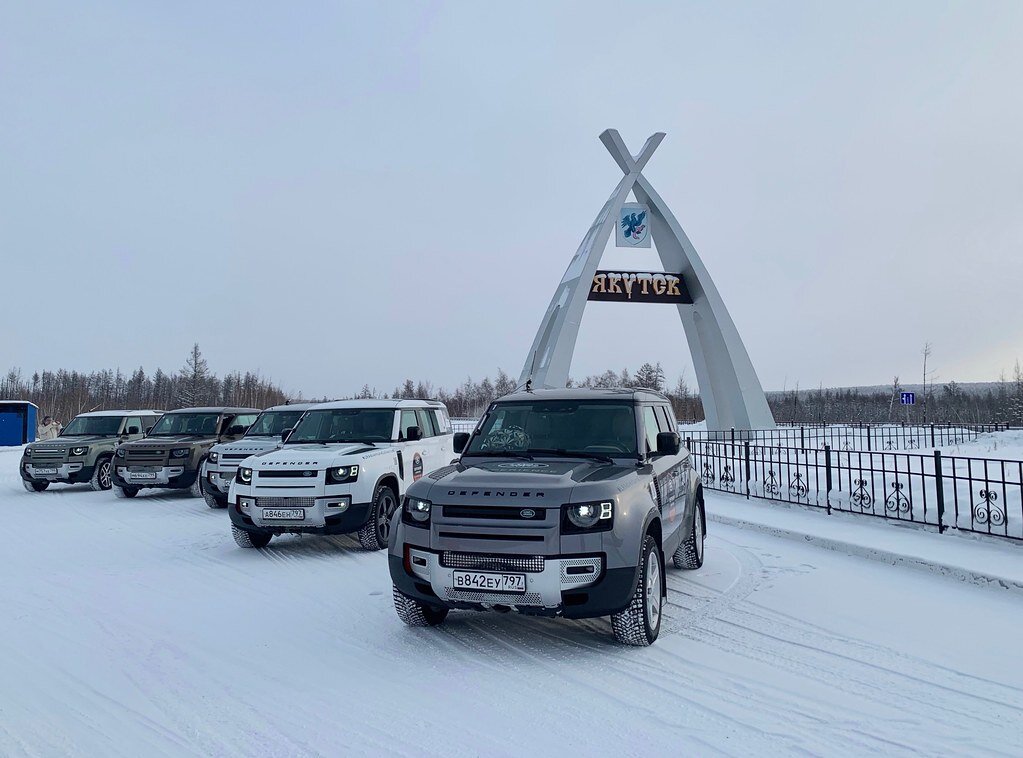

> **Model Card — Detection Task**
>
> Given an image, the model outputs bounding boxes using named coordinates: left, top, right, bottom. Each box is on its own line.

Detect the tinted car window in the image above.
left=287, top=409, right=395, bottom=443
left=61, top=416, right=123, bottom=436
left=466, top=401, right=638, bottom=456
left=400, top=410, right=420, bottom=439
left=641, top=406, right=660, bottom=454
left=416, top=409, right=438, bottom=437
left=125, top=417, right=143, bottom=435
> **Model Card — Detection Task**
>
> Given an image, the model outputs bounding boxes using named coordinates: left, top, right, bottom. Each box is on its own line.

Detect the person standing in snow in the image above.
left=37, top=415, right=62, bottom=440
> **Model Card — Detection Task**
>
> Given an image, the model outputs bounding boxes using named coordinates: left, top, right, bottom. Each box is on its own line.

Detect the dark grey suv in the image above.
left=388, top=388, right=705, bottom=646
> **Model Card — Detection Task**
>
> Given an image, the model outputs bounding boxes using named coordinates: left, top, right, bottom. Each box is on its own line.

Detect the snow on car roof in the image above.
left=76, top=410, right=164, bottom=417
left=263, top=402, right=318, bottom=412
left=305, top=399, right=445, bottom=411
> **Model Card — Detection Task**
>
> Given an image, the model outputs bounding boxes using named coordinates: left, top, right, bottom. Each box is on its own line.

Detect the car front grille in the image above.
left=126, top=448, right=167, bottom=465
left=30, top=449, right=67, bottom=463
left=222, top=453, right=251, bottom=461
left=255, top=497, right=316, bottom=508
left=445, top=588, right=544, bottom=606
left=440, top=552, right=545, bottom=573
left=442, top=504, right=547, bottom=521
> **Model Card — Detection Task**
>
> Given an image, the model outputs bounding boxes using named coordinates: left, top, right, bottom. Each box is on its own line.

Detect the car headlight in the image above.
left=70, top=446, right=89, bottom=456
left=402, top=496, right=432, bottom=527
left=208, top=451, right=219, bottom=464
left=171, top=448, right=190, bottom=459
left=23, top=447, right=32, bottom=457
left=327, top=464, right=359, bottom=484
left=237, top=467, right=253, bottom=484
left=116, top=448, right=126, bottom=458
left=562, top=501, right=614, bottom=533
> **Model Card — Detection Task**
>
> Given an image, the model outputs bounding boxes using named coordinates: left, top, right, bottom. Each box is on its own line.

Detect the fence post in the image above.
left=730, top=427, right=735, bottom=447
left=930, top=423, right=935, bottom=448
left=866, top=427, right=871, bottom=452
left=800, top=426, right=805, bottom=449
left=744, top=442, right=751, bottom=500
left=824, top=444, right=833, bottom=515
left=934, top=450, right=945, bottom=534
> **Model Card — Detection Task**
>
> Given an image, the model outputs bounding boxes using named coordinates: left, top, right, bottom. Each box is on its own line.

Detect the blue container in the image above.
left=0, top=401, right=38, bottom=446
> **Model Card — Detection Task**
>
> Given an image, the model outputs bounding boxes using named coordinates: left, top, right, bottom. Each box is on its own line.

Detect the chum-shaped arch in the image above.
left=519, top=129, right=775, bottom=431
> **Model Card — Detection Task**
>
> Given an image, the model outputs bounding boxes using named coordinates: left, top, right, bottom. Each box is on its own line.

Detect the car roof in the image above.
left=263, top=402, right=318, bottom=412
left=76, top=410, right=163, bottom=417
left=166, top=407, right=262, bottom=414
left=495, top=388, right=670, bottom=403
left=305, top=399, right=446, bottom=411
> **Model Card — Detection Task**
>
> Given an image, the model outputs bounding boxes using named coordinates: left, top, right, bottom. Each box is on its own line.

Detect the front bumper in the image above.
left=112, top=464, right=196, bottom=489
left=388, top=548, right=640, bottom=620
left=21, top=461, right=93, bottom=483
left=229, top=494, right=373, bottom=536
left=204, top=466, right=236, bottom=496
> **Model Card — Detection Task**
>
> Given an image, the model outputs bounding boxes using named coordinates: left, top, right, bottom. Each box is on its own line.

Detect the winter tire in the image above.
left=203, top=488, right=227, bottom=509
left=22, top=479, right=48, bottom=492
left=113, top=485, right=139, bottom=499
left=611, top=534, right=663, bottom=646
left=393, top=585, right=449, bottom=627
left=188, top=463, right=205, bottom=498
left=89, top=456, right=113, bottom=491
left=232, top=524, right=272, bottom=549
left=357, top=484, right=399, bottom=551
left=673, top=498, right=705, bottom=570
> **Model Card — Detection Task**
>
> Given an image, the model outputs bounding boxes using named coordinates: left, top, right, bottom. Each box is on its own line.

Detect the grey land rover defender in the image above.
left=111, top=406, right=260, bottom=498
left=389, top=388, right=705, bottom=646
left=21, top=410, right=162, bottom=492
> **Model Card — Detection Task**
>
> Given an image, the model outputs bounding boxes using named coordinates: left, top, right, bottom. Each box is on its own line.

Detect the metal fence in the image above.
left=689, top=440, right=1023, bottom=543
left=686, top=423, right=1010, bottom=452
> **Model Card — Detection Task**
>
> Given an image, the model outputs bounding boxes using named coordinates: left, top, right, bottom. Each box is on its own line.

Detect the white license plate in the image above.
left=262, top=508, right=305, bottom=520
left=452, top=570, right=527, bottom=594
left=129, top=472, right=157, bottom=480
left=34, top=468, right=58, bottom=475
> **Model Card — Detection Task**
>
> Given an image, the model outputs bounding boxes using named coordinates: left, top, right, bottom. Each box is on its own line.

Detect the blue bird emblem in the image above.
left=621, top=210, right=647, bottom=240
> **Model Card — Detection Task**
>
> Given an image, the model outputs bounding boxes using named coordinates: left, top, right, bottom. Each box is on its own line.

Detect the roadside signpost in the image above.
left=901, top=392, right=916, bottom=405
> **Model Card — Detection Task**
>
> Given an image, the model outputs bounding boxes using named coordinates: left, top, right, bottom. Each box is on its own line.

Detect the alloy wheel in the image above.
left=645, top=549, right=662, bottom=629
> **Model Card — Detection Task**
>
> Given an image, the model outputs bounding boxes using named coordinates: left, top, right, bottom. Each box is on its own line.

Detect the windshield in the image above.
left=465, top=400, right=639, bottom=457
left=245, top=410, right=305, bottom=437
left=148, top=413, right=220, bottom=437
left=287, top=409, right=394, bottom=444
left=60, top=416, right=122, bottom=437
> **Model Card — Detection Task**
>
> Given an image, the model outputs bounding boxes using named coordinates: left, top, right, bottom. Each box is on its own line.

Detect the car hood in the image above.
left=249, top=443, right=391, bottom=468
left=213, top=437, right=281, bottom=456
left=418, top=457, right=636, bottom=503
left=33, top=435, right=113, bottom=448
left=121, top=435, right=215, bottom=449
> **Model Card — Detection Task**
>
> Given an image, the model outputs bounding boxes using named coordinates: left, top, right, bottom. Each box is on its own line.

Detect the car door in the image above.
left=398, top=409, right=429, bottom=484
left=640, top=404, right=684, bottom=547
left=416, top=408, right=449, bottom=475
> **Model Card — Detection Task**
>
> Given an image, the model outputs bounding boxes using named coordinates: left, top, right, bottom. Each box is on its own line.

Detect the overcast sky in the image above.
left=2, top=1, right=1022, bottom=399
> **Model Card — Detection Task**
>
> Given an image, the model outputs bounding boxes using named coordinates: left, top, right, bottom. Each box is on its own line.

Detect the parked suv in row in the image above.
left=388, top=388, right=705, bottom=646
left=228, top=399, right=454, bottom=550
left=21, top=410, right=162, bottom=492
left=200, top=402, right=316, bottom=509
left=112, top=406, right=260, bottom=498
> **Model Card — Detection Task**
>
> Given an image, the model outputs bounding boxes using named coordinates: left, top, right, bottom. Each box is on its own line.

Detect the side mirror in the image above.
left=281, top=427, right=293, bottom=443
left=127, top=426, right=140, bottom=435
left=453, top=432, right=470, bottom=454
left=225, top=424, right=246, bottom=437
left=405, top=426, right=422, bottom=442
left=656, top=432, right=681, bottom=457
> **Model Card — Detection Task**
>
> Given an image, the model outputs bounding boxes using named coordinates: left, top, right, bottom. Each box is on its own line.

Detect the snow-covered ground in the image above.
left=2, top=446, right=1022, bottom=756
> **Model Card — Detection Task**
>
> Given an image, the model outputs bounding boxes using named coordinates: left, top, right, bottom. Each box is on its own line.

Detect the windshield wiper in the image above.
left=525, top=448, right=615, bottom=465
left=464, top=450, right=534, bottom=460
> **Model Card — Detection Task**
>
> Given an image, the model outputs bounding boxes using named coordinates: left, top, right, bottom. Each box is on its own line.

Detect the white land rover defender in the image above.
left=200, top=402, right=316, bottom=509
left=228, top=399, right=454, bottom=550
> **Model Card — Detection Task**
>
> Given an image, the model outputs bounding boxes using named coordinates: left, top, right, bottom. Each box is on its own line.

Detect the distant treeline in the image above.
left=1, top=344, right=289, bottom=423
left=5, top=348, right=1022, bottom=427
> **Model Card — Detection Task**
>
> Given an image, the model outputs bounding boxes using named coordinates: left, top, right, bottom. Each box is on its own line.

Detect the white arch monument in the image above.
left=519, top=129, right=775, bottom=431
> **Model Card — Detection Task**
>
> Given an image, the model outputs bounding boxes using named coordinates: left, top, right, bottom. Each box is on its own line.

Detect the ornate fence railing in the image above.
left=686, top=423, right=1010, bottom=452
left=689, top=440, right=1023, bottom=543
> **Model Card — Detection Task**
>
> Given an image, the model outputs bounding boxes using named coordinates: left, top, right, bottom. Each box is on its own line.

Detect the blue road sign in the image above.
left=901, top=392, right=916, bottom=405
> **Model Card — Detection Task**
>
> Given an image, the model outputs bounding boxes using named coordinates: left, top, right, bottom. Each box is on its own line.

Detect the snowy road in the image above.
left=1, top=447, right=1022, bottom=757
